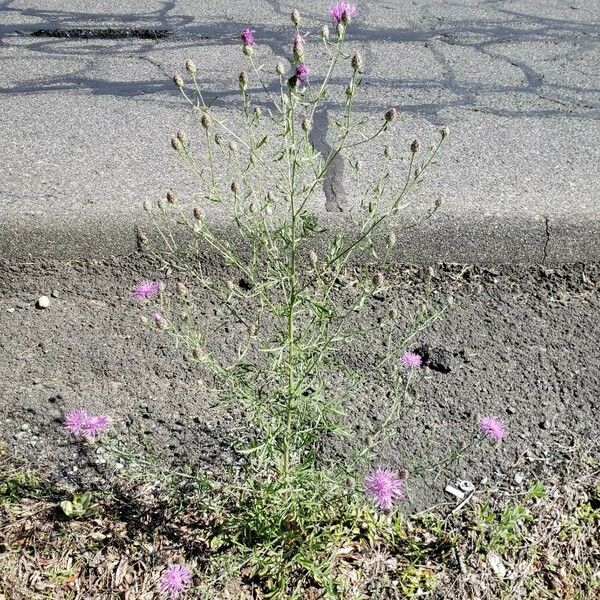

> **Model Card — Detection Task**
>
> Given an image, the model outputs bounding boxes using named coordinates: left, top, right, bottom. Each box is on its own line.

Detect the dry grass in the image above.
left=0, top=442, right=598, bottom=600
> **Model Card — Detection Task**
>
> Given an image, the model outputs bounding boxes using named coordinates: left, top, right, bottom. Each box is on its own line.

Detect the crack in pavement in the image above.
left=542, top=215, right=551, bottom=264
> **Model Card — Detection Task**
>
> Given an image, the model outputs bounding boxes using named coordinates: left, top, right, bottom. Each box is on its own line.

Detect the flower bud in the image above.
left=276, top=63, right=285, bottom=76
left=185, top=59, right=197, bottom=75
left=372, top=272, right=384, bottom=287
left=287, top=75, right=298, bottom=89
left=321, top=24, right=330, bottom=41
left=345, top=85, right=353, bottom=99
left=291, top=9, right=300, bottom=26
left=143, top=199, right=152, bottom=212
left=243, top=44, right=254, bottom=56
left=192, top=346, right=204, bottom=360
left=301, top=117, right=312, bottom=133
left=441, top=126, right=449, bottom=139
left=249, top=203, right=258, bottom=214
left=411, top=139, right=420, bottom=154
left=176, top=282, right=187, bottom=296
left=239, top=71, right=249, bottom=91
left=166, top=191, right=176, bottom=204
left=351, top=52, right=363, bottom=72
left=215, top=134, right=224, bottom=147
left=157, top=198, right=165, bottom=210
left=172, top=73, right=184, bottom=88
left=171, top=135, right=181, bottom=151
left=231, top=180, right=240, bottom=194
left=153, top=312, right=167, bottom=329
left=176, top=130, right=187, bottom=143
left=341, top=9, right=352, bottom=25
left=384, top=145, right=391, bottom=158
left=228, top=141, right=238, bottom=153
left=387, top=231, right=396, bottom=247
left=200, top=113, right=212, bottom=130
left=435, top=196, right=443, bottom=209
left=253, top=106, right=262, bottom=119
left=193, top=207, right=204, bottom=221
left=137, top=232, right=148, bottom=246
left=308, top=249, right=318, bottom=267
left=384, top=107, right=397, bottom=123
left=336, top=22, right=344, bottom=37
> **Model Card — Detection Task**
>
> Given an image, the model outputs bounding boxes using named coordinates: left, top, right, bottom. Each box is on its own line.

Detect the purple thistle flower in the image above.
left=241, top=28, right=256, bottom=47
left=479, top=416, right=508, bottom=442
left=329, top=2, right=357, bottom=23
left=365, top=468, right=405, bottom=510
left=134, top=280, right=160, bottom=302
left=82, top=415, right=111, bottom=438
left=295, top=63, right=311, bottom=84
left=159, top=564, right=193, bottom=599
left=64, top=409, right=89, bottom=435
left=401, top=351, right=422, bottom=368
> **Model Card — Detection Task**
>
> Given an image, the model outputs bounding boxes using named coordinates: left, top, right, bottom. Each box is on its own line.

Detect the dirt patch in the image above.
left=0, top=259, right=598, bottom=509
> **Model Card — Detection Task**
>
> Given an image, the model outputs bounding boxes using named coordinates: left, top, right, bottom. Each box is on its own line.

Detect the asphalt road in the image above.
left=1, top=0, right=599, bottom=262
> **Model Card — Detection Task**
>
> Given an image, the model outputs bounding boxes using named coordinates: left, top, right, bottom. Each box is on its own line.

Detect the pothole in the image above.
left=30, top=28, right=171, bottom=40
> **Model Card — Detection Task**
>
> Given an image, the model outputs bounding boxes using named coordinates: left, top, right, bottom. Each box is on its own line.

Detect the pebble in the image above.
left=37, top=295, right=50, bottom=309
left=6, top=308, right=15, bottom=313
left=16, top=301, right=31, bottom=309
left=51, top=290, right=59, bottom=298
left=514, top=472, right=525, bottom=485
left=540, top=420, right=551, bottom=430
left=506, top=406, right=516, bottom=414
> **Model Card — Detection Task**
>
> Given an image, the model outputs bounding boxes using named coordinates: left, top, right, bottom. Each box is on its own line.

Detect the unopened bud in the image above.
left=192, top=346, right=204, bottom=360
left=411, top=139, right=420, bottom=153
left=214, top=134, right=223, bottom=146
left=387, top=231, right=396, bottom=247
left=291, top=9, right=300, bottom=26
left=301, top=117, right=311, bottom=133
left=384, top=145, right=391, bottom=158
left=172, top=73, right=184, bottom=88
left=336, top=22, right=345, bottom=37
left=143, top=199, right=152, bottom=212
left=230, top=180, right=240, bottom=194
left=176, top=282, right=187, bottom=296
left=308, top=249, right=318, bottom=267
left=166, top=191, right=176, bottom=204
left=266, top=191, right=275, bottom=203
left=372, top=272, right=384, bottom=287
left=153, top=312, right=167, bottom=329
left=201, top=113, right=212, bottom=130
left=253, top=106, right=262, bottom=119
left=243, top=44, right=254, bottom=56
left=157, top=198, right=165, bottom=210
left=346, top=85, right=353, bottom=99
left=355, top=160, right=363, bottom=172
left=441, top=126, right=449, bottom=139
left=384, top=107, right=397, bottom=123
left=185, top=59, right=197, bottom=75
left=249, top=203, right=258, bottom=214
left=228, top=141, right=238, bottom=153
left=239, top=71, right=249, bottom=91
left=171, top=136, right=181, bottom=151
left=321, top=25, right=330, bottom=41
left=276, top=63, right=285, bottom=76
left=435, top=196, right=443, bottom=209
left=287, top=75, right=298, bottom=88
left=193, top=207, right=204, bottom=221
left=351, top=52, right=363, bottom=72
left=176, top=130, right=187, bottom=143
left=138, top=232, right=148, bottom=246
left=341, top=9, right=352, bottom=25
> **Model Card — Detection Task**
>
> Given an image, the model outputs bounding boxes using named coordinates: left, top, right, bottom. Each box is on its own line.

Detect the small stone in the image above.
left=514, top=472, right=525, bottom=485
left=540, top=420, right=551, bottom=430
left=6, top=308, right=15, bottom=313
left=16, top=301, right=31, bottom=309
left=36, top=296, right=50, bottom=309
left=51, top=290, right=59, bottom=298
left=506, top=406, right=516, bottom=414
left=445, top=484, right=465, bottom=500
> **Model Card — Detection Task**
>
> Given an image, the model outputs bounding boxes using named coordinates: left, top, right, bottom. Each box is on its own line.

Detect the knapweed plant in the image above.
left=88, top=4, right=503, bottom=598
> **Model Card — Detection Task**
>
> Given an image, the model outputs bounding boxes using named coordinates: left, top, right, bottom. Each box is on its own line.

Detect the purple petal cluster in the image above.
left=479, top=416, right=508, bottom=442
left=401, top=351, right=422, bottom=368
left=329, top=2, right=357, bottom=23
left=365, top=468, right=405, bottom=510
left=241, top=28, right=256, bottom=47
left=134, top=280, right=160, bottom=302
left=64, top=409, right=111, bottom=438
left=159, top=564, right=193, bottom=599
left=295, top=63, right=311, bottom=84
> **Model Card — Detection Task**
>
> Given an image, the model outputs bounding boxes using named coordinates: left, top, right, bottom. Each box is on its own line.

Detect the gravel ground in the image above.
left=0, top=259, right=598, bottom=510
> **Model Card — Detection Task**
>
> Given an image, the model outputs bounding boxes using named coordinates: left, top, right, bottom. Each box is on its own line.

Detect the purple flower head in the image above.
left=365, top=468, right=405, bottom=510
left=82, top=415, right=111, bottom=438
left=329, top=2, right=357, bottom=23
left=479, top=416, right=508, bottom=442
left=159, top=564, right=193, bottom=599
left=241, top=28, right=255, bottom=47
left=295, top=63, right=311, bottom=84
left=401, top=351, right=422, bottom=368
left=64, top=409, right=89, bottom=435
left=134, top=280, right=160, bottom=302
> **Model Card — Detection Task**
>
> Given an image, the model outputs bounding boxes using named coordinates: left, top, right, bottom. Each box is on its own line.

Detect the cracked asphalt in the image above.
left=0, top=0, right=599, bottom=261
